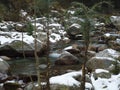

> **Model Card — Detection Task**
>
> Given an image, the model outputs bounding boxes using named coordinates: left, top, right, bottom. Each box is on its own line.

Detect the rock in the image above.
left=0, top=40, right=46, bottom=57
left=18, top=74, right=37, bottom=83
left=108, top=40, right=120, bottom=51
left=96, top=48, right=120, bottom=59
left=64, top=44, right=80, bottom=54
left=39, top=64, right=47, bottom=69
left=55, top=51, right=80, bottom=65
left=93, top=69, right=111, bottom=79
left=0, top=44, right=21, bottom=57
left=3, top=83, right=21, bottom=90
left=0, top=73, right=8, bottom=80
left=24, top=83, right=40, bottom=90
left=0, top=58, right=10, bottom=73
left=89, top=44, right=107, bottom=52
left=14, top=23, right=26, bottom=32
left=110, top=16, right=120, bottom=30
left=0, top=56, right=11, bottom=60
left=86, top=57, right=115, bottom=71
left=67, top=23, right=81, bottom=39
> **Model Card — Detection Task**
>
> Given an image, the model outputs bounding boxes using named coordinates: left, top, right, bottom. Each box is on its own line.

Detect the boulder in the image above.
left=86, top=57, right=115, bottom=71
left=3, top=83, right=21, bottom=90
left=55, top=51, right=79, bottom=65
left=0, top=56, right=11, bottom=60
left=110, top=16, right=120, bottom=30
left=0, top=40, right=46, bottom=57
left=0, top=44, right=21, bottom=57
left=96, top=48, right=120, bottom=59
left=0, top=58, right=10, bottom=73
left=108, top=40, right=120, bottom=51
left=93, top=69, right=111, bottom=79
left=67, top=23, right=81, bottom=39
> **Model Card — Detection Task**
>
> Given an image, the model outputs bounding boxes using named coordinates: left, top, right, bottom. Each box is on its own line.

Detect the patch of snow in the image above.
left=49, top=53, right=61, bottom=58
left=116, top=38, right=120, bottom=44
left=96, top=49, right=120, bottom=58
left=70, top=23, right=81, bottom=28
left=0, top=58, right=3, bottom=61
left=0, top=31, right=34, bottom=44
left=85, top=83, right=93, bottom=89
left=91, top=73, right=120, bottom=90
left=68, top=10, right=75, bottom=14
left=104, top=33, right=111, bottom=37
left=6, top=80, right=16, bottom=83
left=95, top=69, right=109, bottom=73
left=64, top=46, right=72, bottom=50
left=49, top=23, right=61, bottom=27
left=20, top=10, right=27, bottom=17
left=95, top=23, right=105, bottom=26
left=50, top=33, right=61, bottom=43
left=93, top=57, right=115, bottom=61
left=50, top=71, right=82, bottom=86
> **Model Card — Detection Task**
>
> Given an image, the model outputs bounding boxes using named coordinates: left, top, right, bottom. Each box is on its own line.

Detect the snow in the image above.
left=68, top=10, right=75, bottom=14
left=49, top=53, right=61, bottom=58
left=116, top=38, right=120, bottom=44
left=70, top=23, right=81, bottom=28
left=64, top=46, right=72, bottom=50
left=0, top=31, right=34, bottom=44
left=50, top=71, right=82, bottom=86
left=92, top=57, right=115, bottom=61
left=95, top=69, right=109, bottom=73
left=96, top=49, right=120, bottom=58
left=95, top=22, right=105, bottom=26
left=85, top=83, right=93, bottom=89
left=105, top=33, right=111, bottom=37
left=50, top=33, right=61, bottom=43
left=0, top=58, right=4, bottom=61
left=91, top=73, right=120, bottom=90
left=50, top=68, right=120, bottom=90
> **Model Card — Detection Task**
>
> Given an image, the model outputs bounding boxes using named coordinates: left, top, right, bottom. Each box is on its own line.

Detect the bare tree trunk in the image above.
left=80, top=43, right=89, bottom=90
left=46, top=0, right=50, bottom=89
left=34, top=0, right=41, bottom=89
left=21, top=31, right=26, bottom=59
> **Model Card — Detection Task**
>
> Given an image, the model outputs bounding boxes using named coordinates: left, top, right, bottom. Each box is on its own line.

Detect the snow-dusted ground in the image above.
left=50, top=69, right=120, bottom=90
left=0, top=31, right=34, bottom=44
left=0, top=10, right=120, bottom=90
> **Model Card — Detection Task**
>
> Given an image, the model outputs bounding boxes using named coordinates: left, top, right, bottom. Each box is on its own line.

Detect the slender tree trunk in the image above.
left=80, top=43, right=89, bottom=90
left=46, top=25, right=50, bottom=90
left=21, top=31, right=26, bottom=58
left=46, top=0, right=50, bottom=89
left=34, top=0, right=41, bottom=89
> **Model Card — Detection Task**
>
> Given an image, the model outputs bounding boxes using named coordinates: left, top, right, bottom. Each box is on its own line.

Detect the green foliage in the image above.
left=0, top=3, right=7, bottom=21
left=111, top=60, right=120, bottom=75
left=26, top=22, right=34, bottom=35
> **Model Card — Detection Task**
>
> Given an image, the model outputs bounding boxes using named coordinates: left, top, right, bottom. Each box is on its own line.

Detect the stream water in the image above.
left=7, top=40, right=83, bottom=75
left=7, top=57, right=57, bottom=75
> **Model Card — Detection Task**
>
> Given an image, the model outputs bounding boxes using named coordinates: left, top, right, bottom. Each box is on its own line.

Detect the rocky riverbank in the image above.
left=0, top=7, right=120, bottom=90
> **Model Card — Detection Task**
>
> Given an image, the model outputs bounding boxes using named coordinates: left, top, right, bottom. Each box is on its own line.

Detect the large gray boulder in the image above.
left=86, top=49, right=120, bottom=71
left=55, top=51, right=80, bottom=65
left=67, top=23, right=81, bottom=39
left=0, top=40, right=46, bottom=57
left=93, top=69, right=111, bottom=79
left=0, top=58, right=10, bottom=73
left=96, top=49, right=120, bottom=59
left=110, top=16, right=120, bottom=30
left=86, top=57, right=115, bottom=71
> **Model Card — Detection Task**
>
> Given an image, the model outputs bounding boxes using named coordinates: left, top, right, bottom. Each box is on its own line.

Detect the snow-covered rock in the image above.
left=96, top=49, right=120, bottom=59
